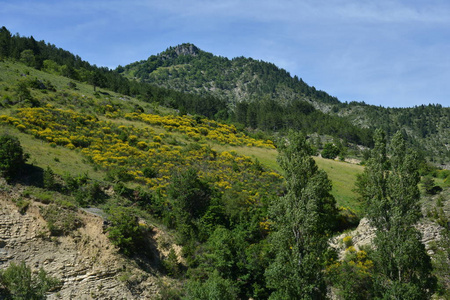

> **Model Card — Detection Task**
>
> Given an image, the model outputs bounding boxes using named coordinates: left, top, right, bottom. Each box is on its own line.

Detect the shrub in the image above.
left=106, top=207, right=144, bottom=256
left=0, top=261, right=60, bottom=299
left=0, top=134, right=27, bottom=181
left=75, top=181, right=107, bottom=206
left=343, top=236, right=353, bottom=249
left=40, top=204, right=83, bottom=236
left=43, top=166, right=56, bottom=190
left=321, top=143, right=340, bottom=159
left=14, top=198, right=31, bottom=215
left=143, top=166, right=157, bottom=179
left=163, top=248, right=181, bottom=277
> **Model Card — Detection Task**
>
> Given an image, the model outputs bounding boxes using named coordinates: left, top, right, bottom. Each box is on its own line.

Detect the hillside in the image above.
left=0, top=30, right=449, bottom=299
left=120, top=44, right=339, bottom=106
left=0, top=56, right=366, bottom=298
left=336, top=102, right=450, bottom=167
left=121, top=44, right=449, bottom=166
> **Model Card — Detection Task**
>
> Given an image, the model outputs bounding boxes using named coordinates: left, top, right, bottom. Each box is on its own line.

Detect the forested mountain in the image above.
left=120, top=43, right=339, bottom=106
left=337, top=102, right=450, bottom=166
left=121, top=44, right=449, bottom=166
left=0, top=27, right=449, bottom=299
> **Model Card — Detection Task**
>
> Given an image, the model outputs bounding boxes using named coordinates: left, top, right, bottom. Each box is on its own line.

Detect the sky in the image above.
left=1, top=0, right=449, bottom=108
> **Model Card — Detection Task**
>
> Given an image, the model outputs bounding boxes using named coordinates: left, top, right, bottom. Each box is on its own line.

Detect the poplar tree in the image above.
left=265, top=132, right=337, bottom=299
left=356, top=130, right=436, bottom=299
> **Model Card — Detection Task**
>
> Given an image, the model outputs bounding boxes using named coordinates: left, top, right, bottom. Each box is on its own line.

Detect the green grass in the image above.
left=207, top=142, right=364, bottom=214
left=314, top=157, right=364, bottom=214
left=0, top=59, right=365, bottom=214
left=0, top=125, right=104, bottom=181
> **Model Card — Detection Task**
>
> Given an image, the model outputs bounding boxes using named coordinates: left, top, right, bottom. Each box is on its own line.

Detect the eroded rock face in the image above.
left=330, top=217, right=445, bottom=257
left=0, top=189, right=160, bottom=299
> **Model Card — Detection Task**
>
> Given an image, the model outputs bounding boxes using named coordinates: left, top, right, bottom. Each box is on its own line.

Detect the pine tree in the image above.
left=356, top=130, right=436, bottom=299
left=265, top=132, right=337, bottom=299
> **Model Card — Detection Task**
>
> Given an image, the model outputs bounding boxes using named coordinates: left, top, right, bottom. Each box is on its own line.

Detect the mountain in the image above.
left=119, top=43, right=339, bottom=107
left=120, top=43, right=450, bottom=167
left=337, top=102, right=450, bottom=166
left=0, top=28, right=449, bottom=298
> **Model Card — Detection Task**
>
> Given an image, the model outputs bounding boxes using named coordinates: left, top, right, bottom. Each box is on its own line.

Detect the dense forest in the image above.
left=0, top=27, right=449, bottom=299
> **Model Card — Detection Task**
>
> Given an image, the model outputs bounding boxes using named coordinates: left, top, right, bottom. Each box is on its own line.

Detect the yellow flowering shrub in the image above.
left=0, top=107, right=283, bottom=210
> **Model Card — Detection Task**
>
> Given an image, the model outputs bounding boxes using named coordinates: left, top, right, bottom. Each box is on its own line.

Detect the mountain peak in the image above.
left=161, top=43, right=200, bottom=58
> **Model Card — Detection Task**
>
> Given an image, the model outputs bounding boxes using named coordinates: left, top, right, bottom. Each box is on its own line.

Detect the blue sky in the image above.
left=1, top=0, right=449, bottom=108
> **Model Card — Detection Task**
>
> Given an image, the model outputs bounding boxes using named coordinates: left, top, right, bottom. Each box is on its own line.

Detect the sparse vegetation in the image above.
left=0, top=261, right=60, bottom=299
left=40, top=204, right=83, bottom=236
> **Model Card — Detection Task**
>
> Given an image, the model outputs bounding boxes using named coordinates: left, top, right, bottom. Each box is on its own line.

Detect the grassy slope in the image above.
left=210, top=143, right=364, bottom=214
left=0, top=60, right=364, bottom=213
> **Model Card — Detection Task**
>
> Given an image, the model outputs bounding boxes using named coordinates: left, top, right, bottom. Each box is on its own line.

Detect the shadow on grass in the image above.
left=11, top=163, right=44, bottom=187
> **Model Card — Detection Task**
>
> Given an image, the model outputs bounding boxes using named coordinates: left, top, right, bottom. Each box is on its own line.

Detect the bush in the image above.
left=0, top=134, right=27, bottom=181
left=74, top=181, right=107, bottom=206
left=0, top=261, right=60, bottom=299
left=162, top=248, right=181, bottom=277
left=106, top=207, right=144, bottom=256
left=43, top=166, right=56, bottom=190
left=422, top=176, right=441, bottom=195
left=321, top=143, right=340, bottom=159
left=184, top=270, right=239, bottom=300
left=40, top=204, right=83, bottom=236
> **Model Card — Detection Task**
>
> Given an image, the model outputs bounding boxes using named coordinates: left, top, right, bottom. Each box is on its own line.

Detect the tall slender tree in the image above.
left=356, top=130, right=436, bottom=299
left=265, top=132, right=337, bottom=299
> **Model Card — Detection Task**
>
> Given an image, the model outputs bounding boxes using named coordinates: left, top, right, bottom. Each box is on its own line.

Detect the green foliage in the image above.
left=43, top=166, right=56, bottom=190
left=62, top=173, right=106, bottom=206
left=422, top=176, right=435, bottom=194
left=321, top=142, right=340, bottom=159
left=356, top=130, right=436, bottom=299
left=106, top=206, right=144, bottom=256
left=162, top=248, right=181, bottom=277
left=0, top=27, right=446, bottom=298
left=421, top=176, right=442, bottom=195
left=0, top=134, right=27, bottom=181
left=40, top=204, right=83, bottom=236
left=265, top=132, right=338, bottom=299
left=432, top=227, right=450, bottom=297
left=0, top=261, right=60, bottom=299
left=14, top=81, right=33, bottom=104
left=327, top=247, right=374, bottom=300
left=20, top=49, right=35, bottom=67
left=14, top=198, right=31, bottom=215
left=184, top=270, right=239, bottom=300
left=167, top=168, right=212, bottom=241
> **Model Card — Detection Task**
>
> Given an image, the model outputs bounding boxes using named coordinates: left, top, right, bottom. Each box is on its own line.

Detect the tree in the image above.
left=0, top=134, right=27, bottom=181
left=20, top=49, right=35, bottom=67
left=421, top=176, right=437, bottom=195
left=265, top=132, right=338, bottom=299
left=167, top=168, right=212, bottom=242
left=356, top=130, right=436, bottom=299
left=0, top=26, right=12, bottom=58
left=106, top=207, right=143, bottom=256
left=321, top=142, right=339, bottom=159
left=43, top=166, right=56, bottom=190
left=0, top=261, right=60, bottom=299
left=14, top=81, right=34, bottom=104
left=185, top=270, right=239, bottom=300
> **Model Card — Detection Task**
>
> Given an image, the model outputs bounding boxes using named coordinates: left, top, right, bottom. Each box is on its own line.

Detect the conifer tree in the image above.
left=265, top=132, right=337, bottom=299
left=356, top=130, right=436, bottom=299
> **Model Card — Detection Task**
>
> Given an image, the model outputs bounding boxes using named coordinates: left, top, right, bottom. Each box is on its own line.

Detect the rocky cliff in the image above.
left=0, top=181, right=169, bottom=299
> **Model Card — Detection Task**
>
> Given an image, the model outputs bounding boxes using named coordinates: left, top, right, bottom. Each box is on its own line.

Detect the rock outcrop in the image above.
left=0, top=184, right=162, bottom=299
